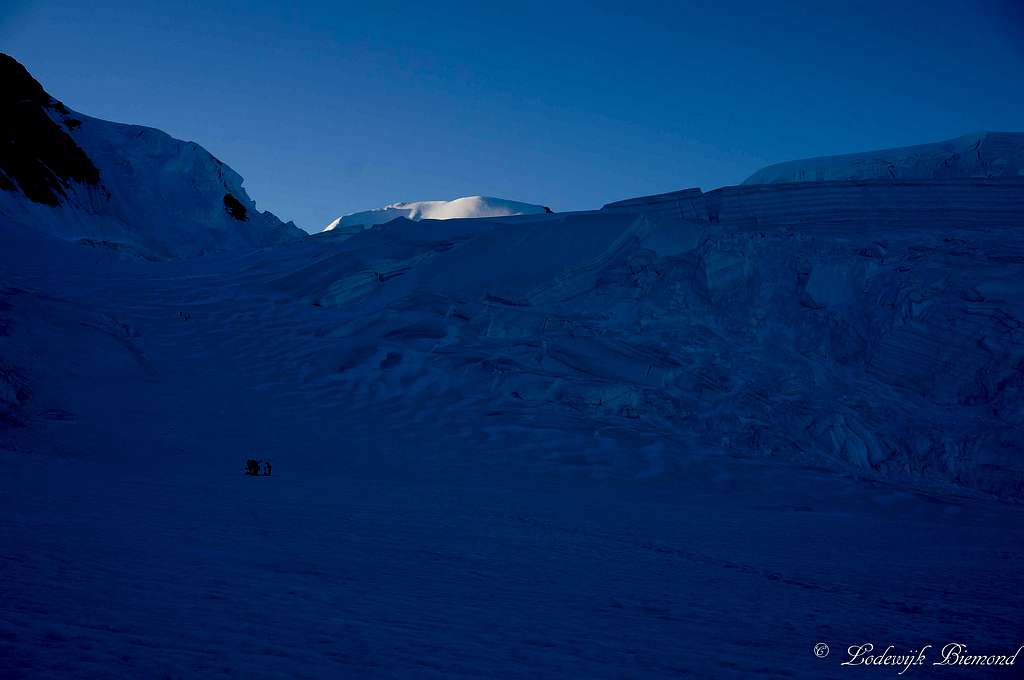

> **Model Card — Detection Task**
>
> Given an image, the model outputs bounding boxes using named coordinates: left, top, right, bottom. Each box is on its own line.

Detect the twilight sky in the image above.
left=2, top=0, right=1022, bottom=232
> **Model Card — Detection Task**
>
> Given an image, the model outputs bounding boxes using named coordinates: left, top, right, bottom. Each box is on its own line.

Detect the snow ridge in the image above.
left=323, top=196, right=552, bottom=235
left=744, top=131, right=1024, bottom=184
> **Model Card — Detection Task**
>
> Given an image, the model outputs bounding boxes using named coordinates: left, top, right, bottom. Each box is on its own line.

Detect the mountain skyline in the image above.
left=3, top=1, right=1023, bottom=232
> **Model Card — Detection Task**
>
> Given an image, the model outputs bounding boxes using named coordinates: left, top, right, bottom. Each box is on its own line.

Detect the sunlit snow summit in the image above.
left=322, top=196, right=552, bottom=237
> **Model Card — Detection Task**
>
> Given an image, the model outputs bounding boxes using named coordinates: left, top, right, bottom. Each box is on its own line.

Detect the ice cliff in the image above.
left=744, top=131, right=1024, bottom=184
left=266, top=170, right=1024, bottom=497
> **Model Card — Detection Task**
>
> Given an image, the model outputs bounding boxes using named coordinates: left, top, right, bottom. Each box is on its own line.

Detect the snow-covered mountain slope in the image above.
left=604, top=179, right=1024, bottom=230
left=4, top=148, right=1024, bottom=676
left=4, top=175, right=1024, bottom=675
left=3, top=55, right=1024, bottom=677
left=0, top=54, right=305, bottom=259
left=10, top=180, right=1014, bottom=499
left=744, top=131, right=1024, bottom=184
left=288, top=205, right=1024, bottom=498
left=322, top=195, right=552, bottom=236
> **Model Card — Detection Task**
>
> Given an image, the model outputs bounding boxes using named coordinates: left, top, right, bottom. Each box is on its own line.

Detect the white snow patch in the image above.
left=322, top=195, right=550, bottom=233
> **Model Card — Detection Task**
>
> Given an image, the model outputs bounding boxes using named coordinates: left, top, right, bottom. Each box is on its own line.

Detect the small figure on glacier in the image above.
left=263, top=460, right=272, bottom=476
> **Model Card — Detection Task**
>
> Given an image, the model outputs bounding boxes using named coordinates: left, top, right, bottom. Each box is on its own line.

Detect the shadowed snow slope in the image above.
left=744, top=131, right=1024, bottom=184
left=0, top=53, right=304, bottom=259
left=322, top=195, right=552, bottom=236
left=301, top=194, right=1024, bottom=499
left=3, top=184, right=1024, bottom=676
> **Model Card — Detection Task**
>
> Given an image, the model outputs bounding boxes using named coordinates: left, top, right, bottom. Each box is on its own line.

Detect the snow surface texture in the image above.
left=744, top=131, right=1024, bottom=184
left=3, top=55, right=1024, bottom=677
left=0, top=56, right=304, bottom=259
left=323, top=196, right=551, bottom=237
left=3, top=196, right=1024, bottom=677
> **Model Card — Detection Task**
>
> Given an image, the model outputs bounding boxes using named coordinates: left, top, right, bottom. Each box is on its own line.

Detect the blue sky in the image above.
left=2, top=0, right=1022, bottom=231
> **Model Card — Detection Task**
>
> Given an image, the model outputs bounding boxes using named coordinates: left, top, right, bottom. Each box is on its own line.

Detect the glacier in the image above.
left=322, top=195, right=552, bottom=237
left=744, top=131, right=1024, bottom=185
left=2, top=53, right=1023, bottom=678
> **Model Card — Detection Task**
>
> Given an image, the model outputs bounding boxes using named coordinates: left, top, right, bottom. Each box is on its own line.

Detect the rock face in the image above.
left=744, top=131, right=1024, bottom=184
left=0, top=55, right=100, bottom=206
left=0, top=53, right=305, bottom=259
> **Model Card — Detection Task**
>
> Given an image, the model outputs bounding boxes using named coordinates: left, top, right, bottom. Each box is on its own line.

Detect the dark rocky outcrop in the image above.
left=0, top=53, right=100, bottom=205
left=0, top=53, right=306, bottom=258
left=223, top=193, right=248, bottom=220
